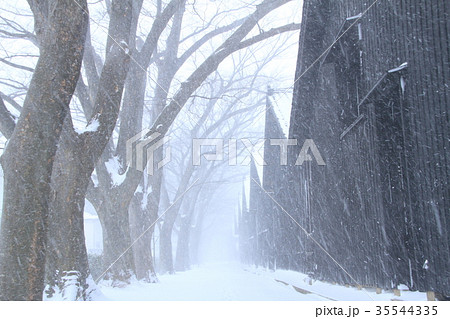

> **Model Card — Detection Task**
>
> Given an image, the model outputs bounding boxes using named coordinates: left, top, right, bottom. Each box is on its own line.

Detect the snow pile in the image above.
left=74, top=118, right=100, bottom=134
left=249, top=267, right=428, bottom=301
left=44, top=274, right=108, bottom=301
left=105, top=156, right=127, bottom=186
left=388, top=62, right=408, bottom=73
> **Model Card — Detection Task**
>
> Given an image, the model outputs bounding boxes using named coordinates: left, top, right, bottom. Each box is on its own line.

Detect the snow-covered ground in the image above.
left=98, top=263, right=427, bottom=301
left=250, top=268, right=428, bottom=301
left=99, top=263, right=307, bottom=301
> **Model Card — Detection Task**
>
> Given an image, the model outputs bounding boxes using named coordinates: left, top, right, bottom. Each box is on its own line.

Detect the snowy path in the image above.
left=100, top=263, right=321, bottom=301
left=99, top=263, right=428, bottom=301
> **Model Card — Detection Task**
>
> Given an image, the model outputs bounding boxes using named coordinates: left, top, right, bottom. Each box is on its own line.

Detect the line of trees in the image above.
left=0, top=0, right=300, bottom=300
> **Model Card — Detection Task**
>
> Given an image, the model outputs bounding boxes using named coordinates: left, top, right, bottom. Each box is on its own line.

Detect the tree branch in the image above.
left=176, top=18, right=245, bottom=69
left=0, top=57, right=34, bottom=72
left=120, top=0, right=294, bottom=192
left=236, top=22, right=300, bottom=51
left=138, top=0, right=186, bottom=68
left=0, top=91, right=22, bottom=112
left=0, top=95, right=16, bottom=139
left=148, top=0, right=294, bottom=138
left=78, top=0, right=134, bottom=161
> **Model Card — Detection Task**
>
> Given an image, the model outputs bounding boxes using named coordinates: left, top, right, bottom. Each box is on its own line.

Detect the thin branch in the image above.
left=0, top=94, right=16, bottom=139
left=0, top=91, right=22, bottom=111
left=0, top=57, right=34, bottom=72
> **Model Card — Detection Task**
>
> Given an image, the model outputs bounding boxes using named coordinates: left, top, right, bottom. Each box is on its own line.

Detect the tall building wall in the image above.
left=286, top=0, right=449, bottom=294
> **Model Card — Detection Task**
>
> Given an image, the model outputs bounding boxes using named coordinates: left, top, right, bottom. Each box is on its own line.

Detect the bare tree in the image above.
left=0, top=0, right=88, bottom=301
left=87, top=0, right=298, bottom=281
left=44, top=0, right=143, bottom=298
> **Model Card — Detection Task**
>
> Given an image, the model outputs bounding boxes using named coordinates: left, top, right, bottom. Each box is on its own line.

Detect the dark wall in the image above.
left=282, top=0, right=448, bottom=294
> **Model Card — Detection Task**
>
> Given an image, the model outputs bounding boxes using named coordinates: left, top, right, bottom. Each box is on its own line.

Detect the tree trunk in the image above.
left=96, top=196, right=135, bottom=286
left=174, top=214, right=191, bottom=272
left=82, top=0, right=184, bottom=285
left=44, top=0, right=134, bottom=291
left=129, top=192, right=158, bottom=282
left=190, top=209, right=206, bottom=266
left=44, top=119, right=95, bottom=300
left=159, top=203, right=180, bottom=274
left=187, top=186, right=216, bottom=266
left=0, top=0, right=88, bottom=300
left=174, top=186, right=202, bottom=271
